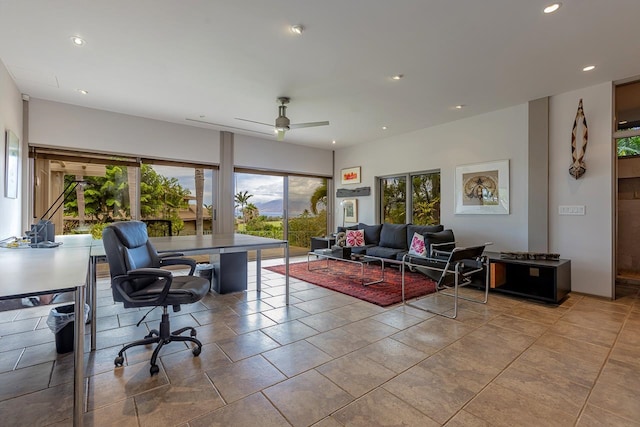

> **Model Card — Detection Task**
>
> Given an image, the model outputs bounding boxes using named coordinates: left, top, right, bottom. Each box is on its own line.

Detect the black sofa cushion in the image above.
left=406, top=224, right=444, bottom=247
left=366, top=246, right=406, bottom=260
left=379, top=223, right=408, bottom=249
left=351, top=245, right=375, bottom=255
left=351, top=244, right=374, bottom=255
left=337, top=225, right=358, bottom=233
left=358, top=223, right=383, bottom=245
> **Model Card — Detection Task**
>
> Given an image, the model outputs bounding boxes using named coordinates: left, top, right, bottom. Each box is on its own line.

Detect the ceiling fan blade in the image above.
left=186, top=118, right=273, bottom=136
left=235, top=117, right=273, bottom=127
left=277, top=130, right=286, bottom=141
left=289, top=121, right=330, bottom=129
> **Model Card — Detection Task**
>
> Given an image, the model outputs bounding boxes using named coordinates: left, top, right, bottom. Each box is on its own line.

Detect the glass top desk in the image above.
left=88, top=233, right=289, bottom=350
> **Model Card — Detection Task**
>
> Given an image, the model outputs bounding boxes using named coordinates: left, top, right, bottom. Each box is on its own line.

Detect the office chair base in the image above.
left=114, top=312, right=203, bottom=376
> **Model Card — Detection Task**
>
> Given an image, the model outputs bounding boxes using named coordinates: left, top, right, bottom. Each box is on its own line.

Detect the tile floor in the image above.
left=0, top=257, right=639, bottom=426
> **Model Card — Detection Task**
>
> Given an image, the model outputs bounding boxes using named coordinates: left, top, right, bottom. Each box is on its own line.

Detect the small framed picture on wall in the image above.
left=341, top=166, right=361, bottom=185
left=5, top=129, right=19, bottom=199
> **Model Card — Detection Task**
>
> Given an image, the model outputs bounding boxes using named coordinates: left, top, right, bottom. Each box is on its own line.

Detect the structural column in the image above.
left=217, top=131, right=235, bottom=234
left=528, top=97, right=550, bottom=252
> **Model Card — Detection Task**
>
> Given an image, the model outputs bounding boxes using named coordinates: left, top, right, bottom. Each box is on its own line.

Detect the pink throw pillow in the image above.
left=346, top=229, right=365, bottom=247
left=408, top=232, right=426, bottom=256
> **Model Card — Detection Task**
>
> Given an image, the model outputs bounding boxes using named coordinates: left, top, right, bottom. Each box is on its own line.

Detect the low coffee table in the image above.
left=307, top=250, right=401, bottom=286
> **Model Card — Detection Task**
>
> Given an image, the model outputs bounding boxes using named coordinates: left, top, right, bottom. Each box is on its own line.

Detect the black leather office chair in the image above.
left=102, top=221, right=209, bottom=375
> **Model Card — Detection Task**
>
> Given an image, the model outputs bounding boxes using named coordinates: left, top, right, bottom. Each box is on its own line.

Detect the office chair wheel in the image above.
left=114, top=356, right=124, bottom=367
left=149, top=364, right=160, bottom=376
left=190, top=329, right=197, bottom=337
left=192, top=346, right=201, bottom=357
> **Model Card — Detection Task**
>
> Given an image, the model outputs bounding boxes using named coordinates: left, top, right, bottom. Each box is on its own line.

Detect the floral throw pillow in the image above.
left=346, top=229, right=365, bottom=247
left=408, top=232, right=427, bottom=256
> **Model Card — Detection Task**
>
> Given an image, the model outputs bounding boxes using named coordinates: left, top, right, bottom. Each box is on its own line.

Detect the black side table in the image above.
left=311, top=236, right=336, bottom=251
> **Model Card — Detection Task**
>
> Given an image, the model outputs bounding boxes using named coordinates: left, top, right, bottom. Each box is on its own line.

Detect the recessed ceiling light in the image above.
left=290, top=25, right=304, bottom=35
left=70, top=36, right=85, bottom=46
left=332, top=140, right=336, bottom=145
left=382, top=126, right=388, bottom=130
left=543, top=3, right=561, bottom=14
left=77, top=89, right=88, bottom=95
left=455, top=105, right=465, bottom=109
left=582, top=65, right=596, bottom=72
left=391, top=74, right=404, bottom=81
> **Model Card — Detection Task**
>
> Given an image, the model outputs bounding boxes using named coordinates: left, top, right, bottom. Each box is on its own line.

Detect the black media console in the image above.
left=486, top=252, right=571, bottom=304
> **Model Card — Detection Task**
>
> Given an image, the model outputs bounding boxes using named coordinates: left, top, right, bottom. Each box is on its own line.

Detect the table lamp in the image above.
left=27, top=180, right=86, bottom=247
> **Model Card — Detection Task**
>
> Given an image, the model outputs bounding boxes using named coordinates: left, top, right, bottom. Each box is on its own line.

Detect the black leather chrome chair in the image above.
left=402, top=244, right=491, bottom=319
left=102, top=221, right=209, bottom=375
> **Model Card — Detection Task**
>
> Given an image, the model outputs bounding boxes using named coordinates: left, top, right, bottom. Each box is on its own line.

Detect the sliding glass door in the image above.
left=288, top=176, right=328, bottom=251
left=234, top=171, right=330, bottom=257
left=234, top=172, right=284, bottom=239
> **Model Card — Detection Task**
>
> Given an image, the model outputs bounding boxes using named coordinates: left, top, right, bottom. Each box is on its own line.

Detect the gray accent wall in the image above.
left=528, top=97, right=549, bottom=252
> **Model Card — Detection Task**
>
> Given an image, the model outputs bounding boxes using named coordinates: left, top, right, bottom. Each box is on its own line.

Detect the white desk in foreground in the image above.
left=0, top=246, right=88, bottom=427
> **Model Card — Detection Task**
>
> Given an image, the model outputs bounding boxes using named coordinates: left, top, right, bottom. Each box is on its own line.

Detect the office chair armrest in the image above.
left=127, top=267, right=172, bottom=278
left=112, top=268, right=173, bottom=305
left=158, top=252, right=185, bottom=259
left=159, top=257, right=197, bottom=275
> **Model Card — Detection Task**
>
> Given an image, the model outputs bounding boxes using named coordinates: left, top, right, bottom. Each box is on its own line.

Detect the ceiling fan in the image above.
left=236, top=97, right=329, bottom=141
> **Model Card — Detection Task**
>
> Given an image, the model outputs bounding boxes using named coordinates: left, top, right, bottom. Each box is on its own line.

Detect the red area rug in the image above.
left=265, top=260, right=436, bottom=307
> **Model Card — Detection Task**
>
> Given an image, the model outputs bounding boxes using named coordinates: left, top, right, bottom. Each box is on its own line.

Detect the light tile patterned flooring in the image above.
left=0, top=257, right=639, bottom=426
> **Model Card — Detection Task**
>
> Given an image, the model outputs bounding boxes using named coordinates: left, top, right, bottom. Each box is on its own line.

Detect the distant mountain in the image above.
left=254, top=199, right=283, bottom=215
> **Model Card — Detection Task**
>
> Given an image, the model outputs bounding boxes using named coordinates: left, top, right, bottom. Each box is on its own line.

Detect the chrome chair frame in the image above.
left=401, top=243, right=491, bottom=319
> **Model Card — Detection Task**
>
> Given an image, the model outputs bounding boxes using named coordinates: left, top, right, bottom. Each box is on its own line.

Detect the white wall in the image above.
left=234, top=134, right=333, bottom=177
left=549, top=82, right=613, bottom=298
left=335, top=104, right=529, bottom=252
left=29, top=99, right=335, bottom=177
left=29, top=99, right=221, bottom=163
left=0, top=59, right=23, bottom=239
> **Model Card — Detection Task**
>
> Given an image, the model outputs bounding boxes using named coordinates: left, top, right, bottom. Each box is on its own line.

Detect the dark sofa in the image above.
left=337, top=223, right=455, bottom=262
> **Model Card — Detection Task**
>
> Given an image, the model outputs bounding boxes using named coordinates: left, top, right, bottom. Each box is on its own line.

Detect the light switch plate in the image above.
left=558, top=205, right=586, bottom=215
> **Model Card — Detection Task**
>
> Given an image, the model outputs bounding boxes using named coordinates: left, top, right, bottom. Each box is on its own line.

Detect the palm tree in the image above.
left=310, top=179, right=327, bottom=215
left=244, top=203, right=259, bottom=222
left=234, top=191, right=253, bottom=223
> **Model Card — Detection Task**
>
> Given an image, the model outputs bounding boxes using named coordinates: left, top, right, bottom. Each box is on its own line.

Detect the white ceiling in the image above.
left=1, top=0, right=639, bottom=149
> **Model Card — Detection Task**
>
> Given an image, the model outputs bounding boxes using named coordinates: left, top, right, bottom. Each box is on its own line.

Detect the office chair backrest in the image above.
left=103, top=221, right=162, bottom=302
